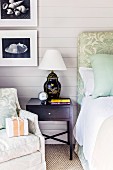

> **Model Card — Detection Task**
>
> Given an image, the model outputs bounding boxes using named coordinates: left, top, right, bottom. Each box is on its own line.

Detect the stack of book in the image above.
left=49, top=98, right=71, bottom=105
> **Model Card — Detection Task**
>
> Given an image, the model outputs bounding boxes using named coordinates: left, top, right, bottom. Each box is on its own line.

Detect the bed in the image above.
left=73, top=32, right=113, bottom=170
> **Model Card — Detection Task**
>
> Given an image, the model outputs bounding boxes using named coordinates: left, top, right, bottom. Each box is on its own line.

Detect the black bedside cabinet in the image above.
left=26, top=98, right=74, bottom=160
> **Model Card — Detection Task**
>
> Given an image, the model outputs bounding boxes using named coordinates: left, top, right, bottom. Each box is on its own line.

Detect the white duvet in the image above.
left=73, top=96, right=113, bottom=169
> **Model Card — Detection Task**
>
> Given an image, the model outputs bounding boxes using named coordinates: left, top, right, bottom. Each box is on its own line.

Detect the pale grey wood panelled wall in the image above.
left=1, top=0, right=113, bottom=143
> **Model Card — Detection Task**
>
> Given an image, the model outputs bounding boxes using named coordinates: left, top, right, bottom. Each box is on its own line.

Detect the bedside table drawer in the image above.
left=27, top=106, right=70, bottom=120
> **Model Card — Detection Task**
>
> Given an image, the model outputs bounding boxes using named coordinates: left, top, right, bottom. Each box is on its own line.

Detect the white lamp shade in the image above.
left=38, top=50, right=67, bottom=70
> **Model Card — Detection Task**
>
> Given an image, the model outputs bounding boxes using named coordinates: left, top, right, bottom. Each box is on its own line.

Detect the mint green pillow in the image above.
left=90, top=54, right=113, bottom=98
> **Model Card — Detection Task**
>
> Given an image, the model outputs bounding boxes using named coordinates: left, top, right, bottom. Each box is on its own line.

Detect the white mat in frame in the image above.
left=0, top=0, right=37, bottom=27
left=0, top=30, right=37, bottom=66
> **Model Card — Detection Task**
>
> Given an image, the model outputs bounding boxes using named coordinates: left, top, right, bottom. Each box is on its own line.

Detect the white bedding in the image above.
left=73, top=96, right=113, bottom=169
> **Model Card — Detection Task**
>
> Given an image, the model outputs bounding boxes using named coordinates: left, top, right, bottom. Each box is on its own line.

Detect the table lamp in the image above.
left=38, top=49, right=67, bottom=99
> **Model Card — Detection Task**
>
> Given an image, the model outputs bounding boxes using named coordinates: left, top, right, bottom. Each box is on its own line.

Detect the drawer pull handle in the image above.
left=48, top=112, right=51, bottom=115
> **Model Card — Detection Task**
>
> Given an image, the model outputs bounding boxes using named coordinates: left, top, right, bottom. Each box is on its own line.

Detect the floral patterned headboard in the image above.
left=77, top=32, right=113, bottom=104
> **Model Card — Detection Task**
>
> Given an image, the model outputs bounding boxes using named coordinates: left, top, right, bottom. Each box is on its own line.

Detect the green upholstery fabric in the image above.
left=0, top=88, right=20, bottom=129
left=77, top=32, right=113, bottom=104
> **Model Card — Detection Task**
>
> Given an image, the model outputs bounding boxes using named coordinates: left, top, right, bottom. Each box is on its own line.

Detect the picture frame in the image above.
left=0, top=0, right=37, bottom=27
left=0, top=30, right=37, bottom=66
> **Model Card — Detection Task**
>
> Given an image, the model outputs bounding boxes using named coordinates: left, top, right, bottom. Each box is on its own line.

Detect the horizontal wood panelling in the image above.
left=40, top=7, right=113, bottom=18
left=16, top=86, right=77, bottom=97
left=58, top=68, right=77, bottom=76
left=39, top=28, right=77, bottom=37
left=19, top=97, right=30, bottom=109
left=39, top=48, right=77, bottom=58
left=39, top=28, right=113, bottom=38
left=39, top=37, right=77, bottom=48
left=39, top=18, right=113, bottom=28
left=0, top=76, right=76, bottom=87
left=0, top=68, right=77, bottom=77
left=39, top=0, right=113, bottom=7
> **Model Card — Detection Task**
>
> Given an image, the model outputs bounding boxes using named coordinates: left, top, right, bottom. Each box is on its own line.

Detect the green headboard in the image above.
left=77, top=31, right=113, bottom=104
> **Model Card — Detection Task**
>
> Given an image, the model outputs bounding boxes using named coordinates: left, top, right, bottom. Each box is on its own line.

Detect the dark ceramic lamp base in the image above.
left=44, top=71, right=61, bottom=99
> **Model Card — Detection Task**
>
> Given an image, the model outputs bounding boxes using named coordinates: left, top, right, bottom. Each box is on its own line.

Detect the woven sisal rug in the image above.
left=45, top=144, right=83, bottom=170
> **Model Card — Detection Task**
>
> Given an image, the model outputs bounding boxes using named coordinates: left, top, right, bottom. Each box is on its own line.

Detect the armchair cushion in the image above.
left=0, top=129, right=40, bottom=163
left=0, top=94, right=17, bottom=129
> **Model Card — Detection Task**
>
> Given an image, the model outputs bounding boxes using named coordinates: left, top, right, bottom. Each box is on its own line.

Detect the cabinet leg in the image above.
left=67, top=121, right=70, bottom=145
left=70, top=143, right=73, bottom=160
left=69, top=121, right=73, bottom=160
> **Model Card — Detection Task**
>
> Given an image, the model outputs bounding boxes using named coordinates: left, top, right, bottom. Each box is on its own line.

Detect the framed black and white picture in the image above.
left=0, top=0, right=37, bottom=27
left=0, top=30, right=37, bottom=66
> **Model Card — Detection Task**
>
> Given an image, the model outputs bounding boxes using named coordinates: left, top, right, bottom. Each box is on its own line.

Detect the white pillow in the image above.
left=79, top=67, right=94, bottom=96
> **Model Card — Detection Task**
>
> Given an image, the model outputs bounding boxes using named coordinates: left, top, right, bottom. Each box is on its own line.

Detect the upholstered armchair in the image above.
left=0, top=88, right=46, bottom=170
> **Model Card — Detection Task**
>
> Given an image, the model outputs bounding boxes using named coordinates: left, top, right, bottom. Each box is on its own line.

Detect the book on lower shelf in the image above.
left=49, top=98, right=71, bottom=105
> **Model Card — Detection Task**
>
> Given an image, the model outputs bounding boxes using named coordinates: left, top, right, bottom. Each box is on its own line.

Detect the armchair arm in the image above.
left=19, top=109, right=41, bottom=136
left=19, top=110, right=45, bottom=162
